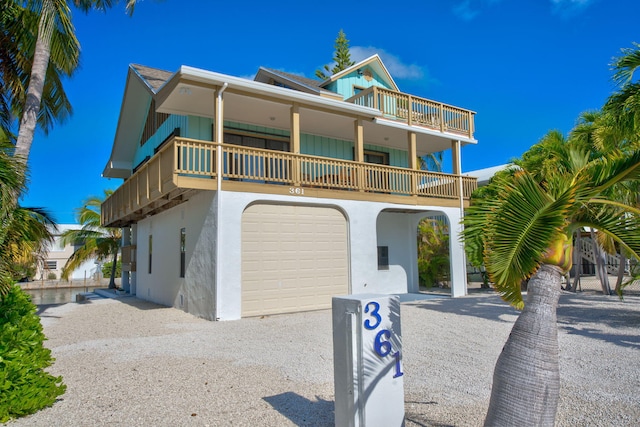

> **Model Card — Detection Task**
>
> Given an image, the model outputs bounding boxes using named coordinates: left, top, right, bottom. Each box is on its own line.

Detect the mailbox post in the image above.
left=332, top=294, right=404, bottom=427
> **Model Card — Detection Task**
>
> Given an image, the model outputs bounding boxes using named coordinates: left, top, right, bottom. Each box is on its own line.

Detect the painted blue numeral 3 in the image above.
left=364, top=301, right=381, bottom=330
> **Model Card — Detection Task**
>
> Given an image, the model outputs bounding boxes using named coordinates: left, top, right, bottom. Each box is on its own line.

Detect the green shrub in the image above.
left=46, top=272, right=56, bottom=280
left=0, top=285, right=66, bottom=422
left=101, top=260, right=121, bottom=278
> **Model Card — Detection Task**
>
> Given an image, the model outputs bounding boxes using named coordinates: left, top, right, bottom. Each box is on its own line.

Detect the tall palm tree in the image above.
left=0, top=137, right=55, bottom=296
left=61, top=190, right=121, bottom=288
left=463, top=143, right=640, bottom=425
left=1, top=0, right=76, bottom=143
left=14, top=0, right=137, bottom=162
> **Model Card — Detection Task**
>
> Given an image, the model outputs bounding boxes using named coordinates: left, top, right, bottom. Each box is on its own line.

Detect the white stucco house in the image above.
left=101, top=55, right=478, bottom=320
left=35, top=224, right=98, bottom=281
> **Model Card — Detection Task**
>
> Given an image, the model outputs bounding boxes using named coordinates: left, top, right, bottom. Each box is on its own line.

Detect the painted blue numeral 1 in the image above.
left=392, top=351, right=404, bottom=378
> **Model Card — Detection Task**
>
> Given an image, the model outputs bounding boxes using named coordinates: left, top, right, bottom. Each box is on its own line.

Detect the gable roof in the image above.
left=254, top=67, right=342, bottom=100
left=130, top=64, right=173, bottom=93
left=319, top=54, right=399, bottom=92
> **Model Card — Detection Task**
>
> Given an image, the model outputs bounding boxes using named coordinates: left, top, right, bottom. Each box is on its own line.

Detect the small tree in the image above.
left=315, top=29, right=355, bottom=80
left=417, top=219, right=450, bottom=287
left=61, top=190, right=121, bottom=289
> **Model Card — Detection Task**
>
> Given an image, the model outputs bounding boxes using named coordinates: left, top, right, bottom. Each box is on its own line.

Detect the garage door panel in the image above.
left=242, top=204, right=348, bottom=317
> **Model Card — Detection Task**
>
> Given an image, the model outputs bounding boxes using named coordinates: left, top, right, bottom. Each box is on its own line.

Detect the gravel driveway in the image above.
left=6, top=291, right=640, bottom=426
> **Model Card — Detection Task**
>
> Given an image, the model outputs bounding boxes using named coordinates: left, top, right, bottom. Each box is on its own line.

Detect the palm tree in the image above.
left=0, top=137, right=55, bottom=296
left=61, top=190, right=121, bottom=288
left=1, top=0, right=76, bottom=144
left=463, top=141, right=640, bottom=425
left=14, top=0, right=137, bottom=162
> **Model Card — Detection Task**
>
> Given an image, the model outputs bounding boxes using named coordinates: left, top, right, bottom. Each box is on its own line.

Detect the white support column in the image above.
left=130, top=223, right=137, bottom=295
left=121, top=226, right=131, bottom=293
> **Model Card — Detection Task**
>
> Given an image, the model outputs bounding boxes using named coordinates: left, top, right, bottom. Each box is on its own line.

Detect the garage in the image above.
left=241, top=203, right=349, bottom=317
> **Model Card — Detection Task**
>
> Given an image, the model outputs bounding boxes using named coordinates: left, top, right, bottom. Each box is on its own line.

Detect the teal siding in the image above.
left=133, top=114, right=188, bottom=169
left=224, top=120, right=290, bottom=137
left=301, top=134, right=353, bottom=160
left=186, top=116, right=213, bottom=140
left=300, top=135, right=408, bottom=168
left=329, top=67, right=394, bottom=99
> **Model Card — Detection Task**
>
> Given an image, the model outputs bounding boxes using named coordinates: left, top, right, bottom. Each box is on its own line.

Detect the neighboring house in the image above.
left=101, top=54, right=478, bottom=320
left=35, top=224, right=98, bottom=281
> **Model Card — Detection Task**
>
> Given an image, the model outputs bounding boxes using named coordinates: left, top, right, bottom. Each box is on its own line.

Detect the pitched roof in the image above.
left=130, top=64, right=173, bottom=92
left=254, top=67, right=342, bottom=99
left=260, top=68, right=323, bottom=90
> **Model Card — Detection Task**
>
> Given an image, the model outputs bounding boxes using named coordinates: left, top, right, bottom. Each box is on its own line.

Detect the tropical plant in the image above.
left=101, top=259, right=121, bottom=278
left=463, top=141, right=640, bottom=425
left=0, top=0, right=76, bottom=144
left=315, top=29, right=355, bottom=80
left=13, top=0, right=138, bottom=162
left=0, top=137, right=55, bottom=295
left=61, top=190, right=121, bottom=288
left=417, top=219, right=449, bottom=287
left=0, top=284, right=66, bottom=422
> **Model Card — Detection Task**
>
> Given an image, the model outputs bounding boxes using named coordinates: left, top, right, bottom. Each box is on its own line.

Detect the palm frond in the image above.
left=483, top=171, right=575, bottom=308
left=611, top=42, right=640, bottom=87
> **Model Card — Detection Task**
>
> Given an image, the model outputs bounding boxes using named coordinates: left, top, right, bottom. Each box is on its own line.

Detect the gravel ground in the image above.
left=5, top=291, right=640, bottom=426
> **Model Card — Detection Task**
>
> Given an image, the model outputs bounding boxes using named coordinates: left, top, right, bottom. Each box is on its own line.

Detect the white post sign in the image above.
left=332, top=294, right=404, bottom=427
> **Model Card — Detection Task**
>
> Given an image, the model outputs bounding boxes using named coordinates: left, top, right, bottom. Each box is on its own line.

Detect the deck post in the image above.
left=291, top=103, right=301, bottom=185
left=354, top=119, right=365, bottom=192
left=408, top=132, right=417, bottom=195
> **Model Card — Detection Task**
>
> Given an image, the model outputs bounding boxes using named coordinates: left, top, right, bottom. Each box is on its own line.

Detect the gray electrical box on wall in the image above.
left=332, top=294, right=405, bottom=427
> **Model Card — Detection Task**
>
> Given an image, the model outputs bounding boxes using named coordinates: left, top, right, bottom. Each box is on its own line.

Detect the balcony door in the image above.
left=224, top=131, right=290, bottom=181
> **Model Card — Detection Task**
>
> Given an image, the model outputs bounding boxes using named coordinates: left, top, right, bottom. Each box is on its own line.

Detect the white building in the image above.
left=36, top=224, right=98, bottom=281
left=101, top=55, right=478, bottom=320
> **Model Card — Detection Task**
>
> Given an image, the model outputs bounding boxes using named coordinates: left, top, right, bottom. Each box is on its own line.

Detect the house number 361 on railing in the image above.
left=364, top=301, right=403, bottom=378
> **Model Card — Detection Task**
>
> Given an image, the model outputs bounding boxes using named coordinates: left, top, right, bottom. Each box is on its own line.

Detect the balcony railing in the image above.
left=102, top=137, right=477, bottom=227
left=346, top=87, right=475, bottom=139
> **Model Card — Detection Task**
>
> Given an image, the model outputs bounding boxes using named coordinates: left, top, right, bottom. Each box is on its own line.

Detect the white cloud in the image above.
left=453, top=0, right=479, bottom=21
left=550, top=0, right=597, bottom=16
left=350, top=46, right=425, bottom=80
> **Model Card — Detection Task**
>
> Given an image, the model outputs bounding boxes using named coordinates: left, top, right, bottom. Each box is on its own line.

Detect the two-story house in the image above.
left=101, top=55, right=477, bottom=320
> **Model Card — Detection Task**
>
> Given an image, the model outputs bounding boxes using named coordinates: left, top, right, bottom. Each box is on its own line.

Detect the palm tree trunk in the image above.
left=571, top=231, right=581, bottom=292
left=590, top=229, right=612, bottom=295
left=614, top=252, right=627, bottom=294
left=484, top=263, right=562, bottom=427
left=14, top=1, right=55, bottom=161
left=108, top=251, right=118, bottom=289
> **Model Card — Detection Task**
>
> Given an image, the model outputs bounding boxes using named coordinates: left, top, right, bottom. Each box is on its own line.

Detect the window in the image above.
left=364, top=149, right=389, bottom=165
left=377, top=246, right=389, bottom=270
left=179, top=228, right=186, bottom=278
left=224, top=131, right=289, bottom=151
left=46, top=260, right=57, bottom=270
left=148, top=235, right=153, bottom=274
left=353, top=85, right=366, bottom=96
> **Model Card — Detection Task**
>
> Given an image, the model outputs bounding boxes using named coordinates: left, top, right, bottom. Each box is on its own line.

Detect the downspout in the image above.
left=214, top=82, right=228, bottom=320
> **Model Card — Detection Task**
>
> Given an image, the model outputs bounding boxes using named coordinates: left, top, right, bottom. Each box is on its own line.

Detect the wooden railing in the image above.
left=102, top=137, right=478, bottom=226
left=346, top=86, right=475, bottom=139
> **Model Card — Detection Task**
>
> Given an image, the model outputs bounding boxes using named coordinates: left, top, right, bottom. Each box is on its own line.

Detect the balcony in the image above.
left=102, top=136, right=478, bottom=227
left=347, top=87, right=475, bottom=139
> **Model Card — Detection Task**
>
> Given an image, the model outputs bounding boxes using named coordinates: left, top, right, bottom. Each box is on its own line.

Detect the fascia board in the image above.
left=157, top=65, right=383, bottom=118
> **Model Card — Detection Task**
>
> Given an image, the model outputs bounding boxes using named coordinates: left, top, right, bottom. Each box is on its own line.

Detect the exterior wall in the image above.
left=36, top=224, right=97, bottom=281
left=133, top=114, right=189, bottom=168
left=135, top=191, right=218, bottom=320
left=132, top=189, right=467, bottom=321
left=324, top=68, right=393, bottom=99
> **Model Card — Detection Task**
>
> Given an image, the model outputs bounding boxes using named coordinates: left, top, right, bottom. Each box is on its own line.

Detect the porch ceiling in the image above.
left=156, top=70, right=463, bottom=156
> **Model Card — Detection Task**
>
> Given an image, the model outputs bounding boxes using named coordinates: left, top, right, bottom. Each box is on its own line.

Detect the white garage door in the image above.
left=241, top=204, right=349, bottom=317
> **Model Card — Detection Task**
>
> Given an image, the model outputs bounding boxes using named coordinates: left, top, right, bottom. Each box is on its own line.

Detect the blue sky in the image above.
left=21, top=0, right=640, bottom=223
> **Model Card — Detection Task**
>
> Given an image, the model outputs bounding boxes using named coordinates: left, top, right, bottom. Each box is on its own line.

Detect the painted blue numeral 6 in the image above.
left=374, top=329, right=392, bottom=357
left=364, top=301, right=381, bottom=330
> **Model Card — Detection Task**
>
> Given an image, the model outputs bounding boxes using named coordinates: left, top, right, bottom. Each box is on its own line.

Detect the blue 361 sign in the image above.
left=363, top=301, right=404, bottom=378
